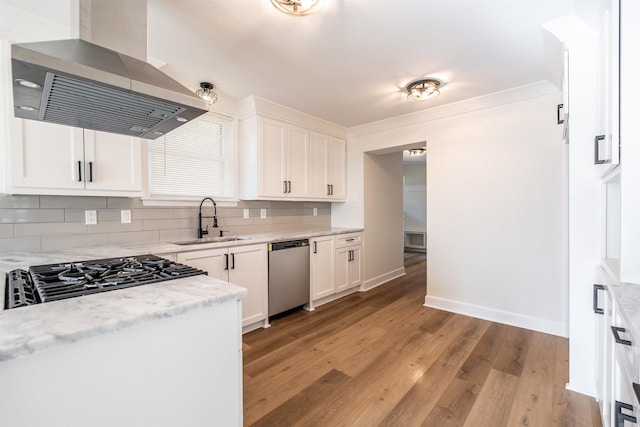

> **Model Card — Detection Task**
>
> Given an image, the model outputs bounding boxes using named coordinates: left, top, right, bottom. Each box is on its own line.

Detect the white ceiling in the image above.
left=147, top=1, right=575, bottom=128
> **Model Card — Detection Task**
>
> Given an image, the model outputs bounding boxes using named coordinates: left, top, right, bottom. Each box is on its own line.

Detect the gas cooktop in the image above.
left=4, top=254, right=207, bottom=309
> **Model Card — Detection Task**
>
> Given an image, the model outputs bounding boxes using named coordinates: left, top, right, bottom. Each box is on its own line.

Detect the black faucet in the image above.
left=198, top=197, right=218, bottom=238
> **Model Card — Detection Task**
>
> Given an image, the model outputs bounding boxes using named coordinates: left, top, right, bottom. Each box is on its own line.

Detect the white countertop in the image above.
left=0, top=227, right=362, bottom=362
left=608, top=283, right=640, bottom=343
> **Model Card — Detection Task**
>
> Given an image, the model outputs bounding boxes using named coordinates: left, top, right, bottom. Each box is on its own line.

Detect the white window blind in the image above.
left=148, top=113, right=235, bottom=200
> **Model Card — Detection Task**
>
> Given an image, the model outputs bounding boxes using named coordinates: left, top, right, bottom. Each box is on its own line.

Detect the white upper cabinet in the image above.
left=4, top=118, right=142, bottom=196
left=239, top=113, right=345, bottom=201
left=257, top=118, right=309, bottom=198
left=308, top=133, right=346, bottom=200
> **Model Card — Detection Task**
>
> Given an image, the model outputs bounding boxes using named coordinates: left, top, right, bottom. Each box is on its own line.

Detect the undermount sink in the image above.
left=173, top=236, right=252, bottom=246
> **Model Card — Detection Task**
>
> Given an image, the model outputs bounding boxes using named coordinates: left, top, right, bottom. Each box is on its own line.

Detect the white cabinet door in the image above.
left=310, top=236, right=335, bottom=300
left=259, top=118, right=287, bottom=197
left=327, top=137, right=346, bottom=199
left=84, top=130, right=142, bottom=194
left=6, top=119, right=142, bottom=196
left=308, top=132, right=328, bottom=198
left=348, top=245, right=363, bottom=288
left=178, top=245, right=268, bottom=329
left=177, top=248, right=229, bottom=280
left=228, top=244, right=268, bottom=328
left=286, top=125, right=309, bottom=197
left=8, top=119, right=84, bottom=192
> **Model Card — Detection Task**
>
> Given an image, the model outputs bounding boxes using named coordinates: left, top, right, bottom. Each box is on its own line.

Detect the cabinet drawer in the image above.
left=335, top=232, right=362, bottom=248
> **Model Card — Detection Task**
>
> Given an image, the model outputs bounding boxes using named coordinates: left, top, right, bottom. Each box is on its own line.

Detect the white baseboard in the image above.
left=423, top=295, right=567, bottom=338
left=362, top=267, right=406, bottom=291
left=565, top=382, right=597, bottom=398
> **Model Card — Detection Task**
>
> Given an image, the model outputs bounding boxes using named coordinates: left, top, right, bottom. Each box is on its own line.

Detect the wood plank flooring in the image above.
left=243, top=252, right=602, bottom=427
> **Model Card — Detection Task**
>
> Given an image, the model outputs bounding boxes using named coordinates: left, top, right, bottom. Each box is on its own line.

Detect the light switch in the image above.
left=313, top=208, right=318, bottom=216
left=260, top=208, right=267, bottom=219
left=243, top=208, right=250, bottom=219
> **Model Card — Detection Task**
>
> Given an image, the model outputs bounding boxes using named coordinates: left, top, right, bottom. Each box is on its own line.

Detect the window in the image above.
left=147, top=113, right=235, bottom=204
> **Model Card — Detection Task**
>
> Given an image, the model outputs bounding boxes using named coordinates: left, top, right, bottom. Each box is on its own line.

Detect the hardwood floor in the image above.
left=243, top=252, right=602, bottom=427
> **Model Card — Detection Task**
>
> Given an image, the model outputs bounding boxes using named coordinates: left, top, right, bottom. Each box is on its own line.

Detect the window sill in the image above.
left=140, top=197, right=239, bottom=208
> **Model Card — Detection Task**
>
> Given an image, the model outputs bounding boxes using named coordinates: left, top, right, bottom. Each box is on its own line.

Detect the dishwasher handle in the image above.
left=269, top=239, right=309, bottom=251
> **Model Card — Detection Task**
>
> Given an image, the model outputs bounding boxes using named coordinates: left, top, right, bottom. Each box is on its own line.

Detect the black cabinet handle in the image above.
left=594, top=135, right=608, bottom=165
left=283, top=181, right=287, bottom=194
left=593, top=284, right=605, bottom=315
left=634, top=384, right=640, bottom=408
left=88, top=161, right=93, bottom=182
left=77, top=161, right=82, bottom=182
left=615, top=401, right=637, bottom=427
left=327, top=184, right=331, bottom=195
left=612, top=326, right=633, bottom=346
left=313, top=241, right=317, bottom=254
left=224, top=253, right=229, bottom=271
left=231, top=253, right=235, bottom=270
left=557, top=103, right=564, bottom=124
left=288, top=181, right=292, bottom=193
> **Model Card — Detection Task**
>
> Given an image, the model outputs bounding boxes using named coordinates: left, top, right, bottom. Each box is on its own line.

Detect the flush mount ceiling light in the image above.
left=196, top=82, right=218, bottom=105
left=270, top=0, right=322, bottom=16
left=406, top=78, right=441, bottom=101
left=408, top=148, right=426, bottom=157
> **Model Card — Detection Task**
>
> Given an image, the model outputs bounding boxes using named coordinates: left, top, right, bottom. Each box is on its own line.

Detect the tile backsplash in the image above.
left=0, top=195, right=331, bottom=252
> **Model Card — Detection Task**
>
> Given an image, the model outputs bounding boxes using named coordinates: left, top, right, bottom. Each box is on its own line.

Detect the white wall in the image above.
left=426, top=94, right=566, bottom=336
left=362, top=152, right=405, bottom=289
left=403, top=162, right=427, bottom=232
left=336, top=86, right=567, bottom=337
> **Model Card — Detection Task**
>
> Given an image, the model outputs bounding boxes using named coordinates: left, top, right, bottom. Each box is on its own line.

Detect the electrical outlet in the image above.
left=121, top=210, right=131, bottom=224
left=313, top=207, right=318, bottom=216
left=260, top=208, right=267, bottom=219
left=85, top=210, right=97, bottom=225
left=243, top=208, right=250, bottom=219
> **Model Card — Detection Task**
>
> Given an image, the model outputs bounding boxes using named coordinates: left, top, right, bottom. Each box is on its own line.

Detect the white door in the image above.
left=177, top=248, right=229, bottom=281
left=308, top=132, right=328, bottom=198
left=327, top=137, right=346, bottom=199
left=228, top=244, right=268, bottom=327
left=310, top=236, right=335, bottom=300
left=84, top=130, right=142, bottom=195
left=286, top=125, right=309, bottom=197
left=259, top=118, right=287, bottom=197
left=9, top=119, right=84, bottom=192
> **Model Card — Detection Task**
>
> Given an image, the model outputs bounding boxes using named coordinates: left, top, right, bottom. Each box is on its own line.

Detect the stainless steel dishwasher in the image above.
left=268, top=239, right=310, bottom=317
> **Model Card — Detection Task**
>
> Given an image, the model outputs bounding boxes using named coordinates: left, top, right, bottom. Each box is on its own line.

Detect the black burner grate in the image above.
left=4, top=254, right=207, bottom=309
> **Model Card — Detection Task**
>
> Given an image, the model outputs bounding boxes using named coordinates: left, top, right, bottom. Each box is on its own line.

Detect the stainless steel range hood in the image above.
left=11, top=39, right=208, bottom=140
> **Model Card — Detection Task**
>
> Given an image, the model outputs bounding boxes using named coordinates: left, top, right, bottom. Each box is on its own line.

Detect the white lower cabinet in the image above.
left=595, top=280, right=640, bottom=427
left=309, top=232, right=362, bottom=309
left=177, top=244, right=268, bottom=329
left=310, top=235, right=336, bottom=300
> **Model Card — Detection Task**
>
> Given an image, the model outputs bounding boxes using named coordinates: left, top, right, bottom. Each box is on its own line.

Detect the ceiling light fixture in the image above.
left=406, top=78, right=441, bottom=101
left=408, top=148, right=426, bottom=157
left=270, top=0, right=322, bottom=16
left=196, top=82, right=218, bottom=105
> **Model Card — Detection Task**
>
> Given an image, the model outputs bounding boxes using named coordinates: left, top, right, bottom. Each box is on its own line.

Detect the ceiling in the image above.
left=148, top=1, right=574, bottom=128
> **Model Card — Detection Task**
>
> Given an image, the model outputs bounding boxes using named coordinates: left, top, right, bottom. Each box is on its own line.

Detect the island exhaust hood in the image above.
left=11, top=38, right=208, bottom=140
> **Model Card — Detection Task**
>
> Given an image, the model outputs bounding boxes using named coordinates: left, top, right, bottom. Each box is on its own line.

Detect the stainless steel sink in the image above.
left=173, top=236, right=252, bottom=246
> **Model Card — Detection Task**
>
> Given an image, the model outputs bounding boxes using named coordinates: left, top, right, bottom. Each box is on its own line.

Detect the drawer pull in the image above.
left=612, top=326, right=633, bottom=346
left=593, top=284, right=605, bottom=315
left=346, top=238, right=354, bottom=242
left=615, top=401, right=637, bottom=427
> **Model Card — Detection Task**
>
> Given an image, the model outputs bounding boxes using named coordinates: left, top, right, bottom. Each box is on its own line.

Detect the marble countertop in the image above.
left=607, top=283, right=640, bottom=343
left=0, top=227, right=362, bottom=362
left=0, top=275, right=246, bottom=362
